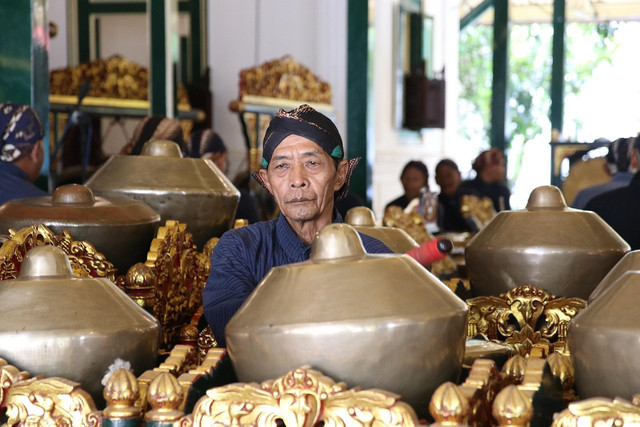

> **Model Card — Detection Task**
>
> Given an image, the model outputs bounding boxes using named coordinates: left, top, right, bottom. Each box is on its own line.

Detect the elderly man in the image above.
left=0, top=103, right=47, bottom=205
left=202, top=105, right=391, bottom=346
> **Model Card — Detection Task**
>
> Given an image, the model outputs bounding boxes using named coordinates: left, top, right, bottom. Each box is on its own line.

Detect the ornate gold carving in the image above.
left=460, top=195, right=496, bottom=230
left=457, top=359, right=501, bottom=425
left=134, top=220, right=211, bottom=349
left=103, top=369, right=140, bottom=419
left=189, top=366, right=418, bottom=426
left=202, top=237, right=219, bottom=259
left=547, top=352, right=575, bottom=401
left=50, top=55, right=190, bottom=107
left=124, top=262, right=157, bottom=310
left=196, top=326, right=218, bottom=363
left=4, top=377, right=99, bottom=427
left=466, top=284, right=587, bottom=356
left=145, top=372, right=185, bottom=423
left=429, top=381, right=470, bottom=425
left=492, top=385, right=533, bottom=426
left=0, top=224, right=116, bottom=281
left=1, top=358, right=31, bottom=407
left=552, top=397, right=640, bottom=426
left=238, top=55, right=332, bottom=104
left=502, top=355, right=526, bottom=385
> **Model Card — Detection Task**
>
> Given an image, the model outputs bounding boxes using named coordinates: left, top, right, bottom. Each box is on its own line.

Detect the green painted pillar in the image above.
left=550, top=0, right=565, bottom=136
left=347, top=0, right=369, bottom=204
left=149, top=0, right=168, bottom=116
left=0, top=0, right=50, bottom=184
left=490, top=0, right=508, bottom=152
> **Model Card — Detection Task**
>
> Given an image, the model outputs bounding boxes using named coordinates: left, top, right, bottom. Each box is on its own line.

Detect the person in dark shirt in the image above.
left=572, top=137, right=634, bottom=210
left=585, top=137, right=640, bottom=250
left=186, top=128, right=261, bottom=224
left=385, top=160, right=429, bottom=210
left=435, top=159, right=479, bottom=232
left=0, top=103, right=47, bottom=205
left=460, top=148, right=511, bottom=211
left=202, top=105, right=392, bottom=346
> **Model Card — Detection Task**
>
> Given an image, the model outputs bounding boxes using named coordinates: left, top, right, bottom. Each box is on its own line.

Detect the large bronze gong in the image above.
left=226, top=223, right=468, bottom=414
left=0, top=246, right=160, bottom=403
left=465, top=185, right=629, bottom=298
left=0, top=184, right=160, bottom=272
left=85, top=140, right=239, bottom=249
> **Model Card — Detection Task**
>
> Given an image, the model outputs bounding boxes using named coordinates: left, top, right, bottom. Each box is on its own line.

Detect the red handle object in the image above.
left=406, top=238, right=453, bottom=267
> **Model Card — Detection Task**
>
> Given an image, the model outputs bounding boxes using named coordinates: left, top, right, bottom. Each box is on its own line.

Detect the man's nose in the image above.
left=290, top=164, right=308, bottom=188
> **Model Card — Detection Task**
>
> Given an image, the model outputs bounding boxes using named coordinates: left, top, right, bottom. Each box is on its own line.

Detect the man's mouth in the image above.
left=287, top=197, right=314, bottom=203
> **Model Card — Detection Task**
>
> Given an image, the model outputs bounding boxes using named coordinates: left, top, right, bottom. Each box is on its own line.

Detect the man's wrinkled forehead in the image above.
left=269, top=137, right=327, bottom=162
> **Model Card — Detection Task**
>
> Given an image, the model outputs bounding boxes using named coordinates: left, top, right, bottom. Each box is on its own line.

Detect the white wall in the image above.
left=48, top=0, right=462, bottom=216
left=371, top=0, right=461, bottom=219
left=208, top=0, right=347, bottom=181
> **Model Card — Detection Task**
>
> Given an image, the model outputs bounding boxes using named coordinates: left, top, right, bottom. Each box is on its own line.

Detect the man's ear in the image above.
left=334, top=159, right=348, bottom=191
left=258, top=168, right=272, bottom=192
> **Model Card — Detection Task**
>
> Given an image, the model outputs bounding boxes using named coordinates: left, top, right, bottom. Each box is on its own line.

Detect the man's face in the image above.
left=435, top=165, right=461, bottom=196
left=401, top=166, right=427, bottom=201
left=259, top=135, right=347, bottom=223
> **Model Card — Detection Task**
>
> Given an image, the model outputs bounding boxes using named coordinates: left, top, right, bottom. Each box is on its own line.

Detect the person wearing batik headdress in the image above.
left=0, top=102, right=47, bottom=205
left=120, top=115, right=184, bottom=155
left=202, top=104, right=391, bottom=346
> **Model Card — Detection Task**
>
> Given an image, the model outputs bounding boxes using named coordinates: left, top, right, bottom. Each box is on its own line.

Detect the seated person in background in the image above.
left=586, top=137, right=640, bottom=250
left=385, top=160, right=429, bottom=210
left=186, top=129, right=261, bottom=224
left=572, top=137, right=634, bottom=210
left=120, top=115, right=184, bottom=155
left=202, top=105, right=392, bottom=346
left=435, top=159, right=480, bottom=232
left=0, top=103, right=47, bottom=205
left=460, top=148, right=511, bottom=211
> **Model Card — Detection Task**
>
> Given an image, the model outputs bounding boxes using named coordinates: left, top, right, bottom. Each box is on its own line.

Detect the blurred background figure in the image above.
left=435, top=159, right=479, bottom=232
left=572, top=137, right=634, bottom=210
left=0, top=102, right=47, bottom=205
left=585, top=137, right=640, bottom=249
left=461, top=148, right=511, bottom=212
left=187, top=129, right=260, bottom=224
left=120, top=115, right=184, bottom=155
left=385, top=160, right=429, bottom=210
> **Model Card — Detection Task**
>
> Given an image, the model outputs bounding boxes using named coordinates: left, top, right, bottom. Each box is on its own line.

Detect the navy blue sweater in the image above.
left=0, top=161, right=46, bottom=205
left=202, top=212, right=392, bottom=346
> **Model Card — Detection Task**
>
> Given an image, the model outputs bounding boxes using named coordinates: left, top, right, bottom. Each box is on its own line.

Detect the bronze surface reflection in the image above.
left=85, top=140, right=240, bottom=249
left=226, top=223, right=468, bottom=415
left=0, top=246, right=160, bottom=403
left=0, top=184, right=160, bottom=272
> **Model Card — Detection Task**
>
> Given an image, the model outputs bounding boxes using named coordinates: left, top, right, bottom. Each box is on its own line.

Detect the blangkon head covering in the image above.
left=253, top=104, right=358, bottom=200
left=0, top=102, right=44, bottom=162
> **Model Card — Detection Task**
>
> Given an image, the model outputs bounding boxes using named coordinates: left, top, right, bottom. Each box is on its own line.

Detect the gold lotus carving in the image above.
left=189, top=366, right=418, bottom=426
